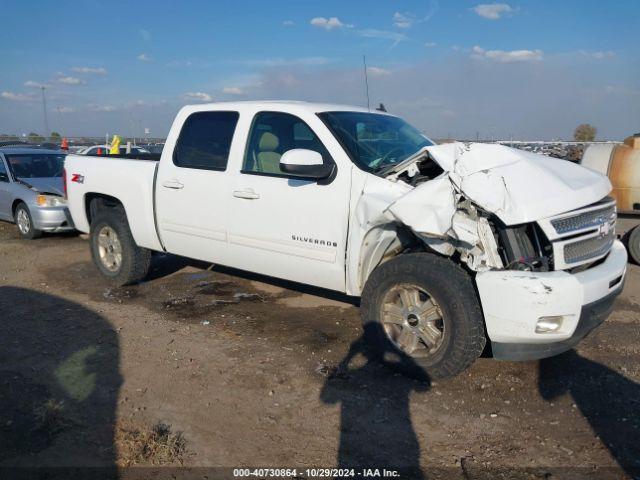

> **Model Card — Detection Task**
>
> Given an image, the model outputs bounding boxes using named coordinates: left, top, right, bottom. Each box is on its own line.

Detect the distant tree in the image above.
left=574, top=124, right=597, bottom=142
left=50, top=131, right=61, bottom=140
left=27, top=132, right=44, bottom=143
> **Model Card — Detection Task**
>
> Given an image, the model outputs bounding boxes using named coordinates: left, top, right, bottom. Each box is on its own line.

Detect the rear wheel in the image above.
left=90, top=207, right=151, bottom=286
left=361, top=253, right=486, bottom=379
left=14, top=203, right=42, bottom=240
left=627, top=226, right=640, bottom=265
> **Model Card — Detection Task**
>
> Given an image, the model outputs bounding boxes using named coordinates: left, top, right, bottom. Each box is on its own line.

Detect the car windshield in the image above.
left=5, top=153, right=66, bottom=178
left=319, top=111, right=433, bottom=172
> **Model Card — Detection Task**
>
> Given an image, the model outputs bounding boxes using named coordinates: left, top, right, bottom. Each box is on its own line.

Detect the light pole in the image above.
left=41, top=86, right=50, bottom=138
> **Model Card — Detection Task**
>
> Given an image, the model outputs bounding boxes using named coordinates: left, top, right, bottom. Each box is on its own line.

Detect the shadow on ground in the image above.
left=0, top=286, right=121, bottom=479
left=539, top=350, right=640, bottom=477
left=321, top=323, right=430, bottom=478
left=146, top=253, right=360, bottom=306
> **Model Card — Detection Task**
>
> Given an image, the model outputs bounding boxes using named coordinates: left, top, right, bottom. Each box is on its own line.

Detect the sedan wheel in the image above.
left=16, top=208, right=31, bottom=235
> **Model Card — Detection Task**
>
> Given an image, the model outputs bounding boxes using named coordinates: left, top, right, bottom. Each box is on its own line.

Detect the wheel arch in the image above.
left=84, top=192, right=125, bottom=227
left=351, top=223, right=420, bottom=296
left=11, top=198, right=27, bottom=219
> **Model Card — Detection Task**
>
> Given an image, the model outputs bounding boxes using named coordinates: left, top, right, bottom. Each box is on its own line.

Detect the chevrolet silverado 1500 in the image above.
left=64, top=101, right=627, bottom=378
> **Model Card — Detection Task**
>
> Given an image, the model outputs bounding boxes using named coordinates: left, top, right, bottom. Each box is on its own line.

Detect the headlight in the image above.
left=36, top=194, right=66, bottom=207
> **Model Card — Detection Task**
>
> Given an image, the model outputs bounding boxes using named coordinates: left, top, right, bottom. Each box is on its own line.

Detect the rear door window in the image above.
left=173, top=111, right=239, bottom=171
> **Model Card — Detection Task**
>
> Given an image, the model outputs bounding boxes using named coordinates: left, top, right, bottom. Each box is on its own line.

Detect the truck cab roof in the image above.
left=179, top=100, right=386, bottom=116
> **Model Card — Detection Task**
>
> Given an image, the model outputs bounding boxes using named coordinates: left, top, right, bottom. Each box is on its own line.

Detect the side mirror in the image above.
left=280, top=149, right=334, bottom=180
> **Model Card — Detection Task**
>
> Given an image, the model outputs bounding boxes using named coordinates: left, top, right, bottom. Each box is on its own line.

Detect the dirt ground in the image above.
left=0, top=220, right=639, bottom=479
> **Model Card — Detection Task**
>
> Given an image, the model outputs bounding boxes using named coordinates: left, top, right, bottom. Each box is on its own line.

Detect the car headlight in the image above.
left=36, top=194, right=66, bottom=207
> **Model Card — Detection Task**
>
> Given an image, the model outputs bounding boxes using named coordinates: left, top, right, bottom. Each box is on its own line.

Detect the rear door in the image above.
left=226, top=111, right=351, bottom=291
left=0, top=156, right=12, bottom=220
left=155, top=110, right=240, bottom=263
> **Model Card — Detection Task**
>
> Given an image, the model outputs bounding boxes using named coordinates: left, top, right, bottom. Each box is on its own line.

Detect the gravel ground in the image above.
left=0, top=220, right=638, bottom=479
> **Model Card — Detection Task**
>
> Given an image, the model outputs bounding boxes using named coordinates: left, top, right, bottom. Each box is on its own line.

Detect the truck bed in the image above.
left=64, top=154, right=163, bottom=251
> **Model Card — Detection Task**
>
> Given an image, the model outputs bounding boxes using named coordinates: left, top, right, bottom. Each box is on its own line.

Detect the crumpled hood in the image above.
left=423, top=142, right=611, bottom=225
left=18, top=177, right=65, bottom=196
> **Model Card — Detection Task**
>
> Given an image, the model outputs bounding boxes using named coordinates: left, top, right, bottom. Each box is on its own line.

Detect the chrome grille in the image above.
left=563, top=230, right=615, bottom=265
left=551, top=204, right=616, bottom=234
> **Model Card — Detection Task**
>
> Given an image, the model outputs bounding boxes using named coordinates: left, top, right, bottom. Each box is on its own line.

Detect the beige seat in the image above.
left=255, top=131, right=282, bottom=174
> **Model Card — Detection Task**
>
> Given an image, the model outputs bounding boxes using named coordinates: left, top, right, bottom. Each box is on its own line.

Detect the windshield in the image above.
left=319, top=111, right=433, bottom=172
left=5, top=153, right=66, bottom=178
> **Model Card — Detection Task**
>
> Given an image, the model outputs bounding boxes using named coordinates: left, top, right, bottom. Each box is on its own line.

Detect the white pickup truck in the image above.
left=65, top=101, right=627, bottom=378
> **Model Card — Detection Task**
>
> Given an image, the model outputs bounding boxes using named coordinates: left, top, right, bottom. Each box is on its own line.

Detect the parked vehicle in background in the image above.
left=78, top=145, right=151, bottom=156
left=0, top=146, right=72, bottom=239
left=582, top=133, right=640, bottom=264
left=138, top=143, right=164, bottom=154
left=65, top=101, right=627, bottom=378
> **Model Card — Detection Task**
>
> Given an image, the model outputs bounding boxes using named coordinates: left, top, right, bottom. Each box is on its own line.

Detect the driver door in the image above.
left=226, top=111, right=351, bottom=291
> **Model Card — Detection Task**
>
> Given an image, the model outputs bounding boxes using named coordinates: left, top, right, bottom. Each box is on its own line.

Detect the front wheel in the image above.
left=15, top=203, right=42, bottom=240
left=90, top=207, right=151, bottom=286
left=361, top=253, right=486, bottom=379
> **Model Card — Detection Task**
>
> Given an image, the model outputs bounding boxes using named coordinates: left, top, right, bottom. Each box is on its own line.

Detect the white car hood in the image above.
left=420, top=142, right=611, bottom=225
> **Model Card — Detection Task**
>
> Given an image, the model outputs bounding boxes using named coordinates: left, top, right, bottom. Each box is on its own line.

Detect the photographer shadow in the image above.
left=320, top=323, right=430, bottom=479
left=0, top=286, right=121, bottom=478
left=539, top=349, right=640, bottom=477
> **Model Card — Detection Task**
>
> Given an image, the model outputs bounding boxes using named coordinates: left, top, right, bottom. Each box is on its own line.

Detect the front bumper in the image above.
left=30, top=206, right=75, bottom=232
left=476, top=240, right=627, bottom=361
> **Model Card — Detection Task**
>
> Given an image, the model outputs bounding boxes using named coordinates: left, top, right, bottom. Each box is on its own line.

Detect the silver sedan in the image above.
left=0, top=147, right=74, bottom=239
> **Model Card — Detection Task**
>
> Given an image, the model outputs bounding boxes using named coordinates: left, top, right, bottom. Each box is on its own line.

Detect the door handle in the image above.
left=233, top=189, right=260, bottom=200
left=162, top=180, right=184, bottom=190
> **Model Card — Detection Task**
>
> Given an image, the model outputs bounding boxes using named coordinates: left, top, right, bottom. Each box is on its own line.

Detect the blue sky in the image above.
left=0, top=0, right=638, bottom=139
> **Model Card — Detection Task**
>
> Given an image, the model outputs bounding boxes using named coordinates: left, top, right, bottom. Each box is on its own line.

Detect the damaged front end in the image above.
left=381, top=141, right=612, bottom=275
left=349, top=141, right=626, bottom=359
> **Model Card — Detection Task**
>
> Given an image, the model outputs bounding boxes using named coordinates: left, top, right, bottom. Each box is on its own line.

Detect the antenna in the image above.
left=41, top=86, right=50, bottom=137
left=362, top=55, right=370, bottom=111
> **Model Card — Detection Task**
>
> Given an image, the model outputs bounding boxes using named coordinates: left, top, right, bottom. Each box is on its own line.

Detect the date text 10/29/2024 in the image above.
left=233, top=468, right=401, bottom=478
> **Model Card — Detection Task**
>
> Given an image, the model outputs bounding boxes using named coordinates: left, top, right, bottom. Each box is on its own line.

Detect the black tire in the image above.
left=627, top=226, right=640, bottom=265
left=89, top=207, right=151, bottom=286
left=361, top=253, right=486, bottom=379
left=14, top=202, right=42, bottom=240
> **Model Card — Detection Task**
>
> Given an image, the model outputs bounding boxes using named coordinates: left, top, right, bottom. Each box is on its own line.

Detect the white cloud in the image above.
left=358, top=29, right=408, bottom=48
left=57, top=106, right=75, bottom=113
left=139, top=29, right=152, bottom=42
left=604, top=85, right=640, bottom=96
left=57, top=76, right=85, bottom=85
left=88, top=104, right=118, bottom=112
left=471, top=45, right=543, bottom=63
left=166, top=60, right=194, bottom=68
left=24, top=80, right=49, bottom=88
left=367, top=67, right=391, bottom=77
left=393, top=11, right=416, bottom=29
left=579, top=50, right=615, bottom=60
left=472, top=3, right=514, bottom=20
left=282, top=20, right=294, bottom=26
left=71, top=66, right=107, bottom=75
left=1, top=91, right=33, bottom=102
left=310, top=17, right=352, bottom=30
left=222, top=87, right=244, bottom=95
left=425, top=42, right=437, bottom=47
left=182, top=92, right=213, bottom=102
left=137, top=53, right=152, bottom=62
